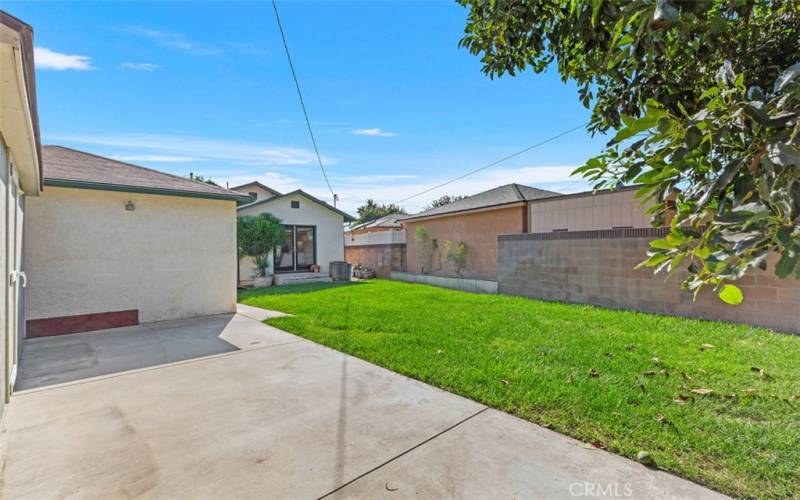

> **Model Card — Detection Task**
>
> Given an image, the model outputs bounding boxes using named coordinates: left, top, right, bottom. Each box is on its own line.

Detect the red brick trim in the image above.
left=26, top=310, right=139, bottom=338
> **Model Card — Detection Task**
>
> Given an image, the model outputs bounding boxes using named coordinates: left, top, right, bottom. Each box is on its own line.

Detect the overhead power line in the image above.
left=394, top=123, right=588, bottom=205
left=271, top=0, right=336, bottom=203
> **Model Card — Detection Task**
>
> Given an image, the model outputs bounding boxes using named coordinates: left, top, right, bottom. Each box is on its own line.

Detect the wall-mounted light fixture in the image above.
left=125, top=199, right=135, bottom=211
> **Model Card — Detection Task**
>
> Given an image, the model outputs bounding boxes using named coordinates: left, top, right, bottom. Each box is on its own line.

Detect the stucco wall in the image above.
left=238, top=192, right=344, bottom=276
left=25, top=187, right=238, bottom=324
left=528, top=188, right=651, bottom=233
left=403, top=206, right=525, bottom=280
left=345, top=244, right=406, bottom=278
left=497, top=228, right=800, bottom=333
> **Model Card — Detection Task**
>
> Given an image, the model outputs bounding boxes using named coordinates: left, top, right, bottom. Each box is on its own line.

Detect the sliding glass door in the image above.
left=274, top=225, right=316, bottom=272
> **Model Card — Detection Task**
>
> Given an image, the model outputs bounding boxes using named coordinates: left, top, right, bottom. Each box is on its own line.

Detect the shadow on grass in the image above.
left=238, top=280, right=368, bottom=299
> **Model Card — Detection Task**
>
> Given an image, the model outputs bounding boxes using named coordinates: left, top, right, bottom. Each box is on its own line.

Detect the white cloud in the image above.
left=336, top=174, right=418, bottom=183
left=111, top=154, right=197, bottom=163
left=324, top=165, right=591, bottom=214
left=47, top=132, right=326, bottom=167
left=120, top=62, right=160, bottom=71
left=34, top=47, right=93, bottom=71
left=127, top=28, right=221, bottom=56
left=351, top=128, right=398, bottom=137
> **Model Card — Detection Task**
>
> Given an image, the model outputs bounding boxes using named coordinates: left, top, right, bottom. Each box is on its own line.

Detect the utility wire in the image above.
left=272, top=0, right=336, bottom=202
left=394, top=123, right=588, bottom=205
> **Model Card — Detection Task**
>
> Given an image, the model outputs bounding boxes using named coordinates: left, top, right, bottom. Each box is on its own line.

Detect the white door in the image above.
left=5, top=164, right=23, bottom=396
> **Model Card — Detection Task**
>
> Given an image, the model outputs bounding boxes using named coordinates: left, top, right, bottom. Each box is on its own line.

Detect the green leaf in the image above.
left=774, top=62, right=800, bottom=93
left=775, top=251, right=799, bottom=279
left=591, top=0, right=603, bottom=27
left=718, top=284, right=744, bottom=305
left=649, top=239, right=675, bottom=250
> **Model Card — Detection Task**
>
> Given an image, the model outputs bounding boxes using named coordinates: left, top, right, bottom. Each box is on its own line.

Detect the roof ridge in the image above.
left=43, top=145, right=239, bottom=196
left=510, top=183, right=525, bottom=201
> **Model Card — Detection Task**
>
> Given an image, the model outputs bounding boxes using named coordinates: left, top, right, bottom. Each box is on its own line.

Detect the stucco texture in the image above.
left=237, top=192, right=344, bottom=277
left=25, top=187, right=237, bottom=324
left=403, top=206, right=525, bottom=280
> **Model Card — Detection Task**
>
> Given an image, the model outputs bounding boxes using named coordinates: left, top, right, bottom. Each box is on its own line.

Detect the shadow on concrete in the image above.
left=15, top=313, right=282, bottom=391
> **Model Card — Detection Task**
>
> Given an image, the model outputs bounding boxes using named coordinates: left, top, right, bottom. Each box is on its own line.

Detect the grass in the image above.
left=239, top=279, right=800, bottom=498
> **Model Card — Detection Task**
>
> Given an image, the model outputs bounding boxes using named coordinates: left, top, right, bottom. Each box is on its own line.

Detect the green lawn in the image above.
left=238, top=279, right=800, bottom=498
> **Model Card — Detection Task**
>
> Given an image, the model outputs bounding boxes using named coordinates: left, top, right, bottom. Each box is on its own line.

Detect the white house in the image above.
left=233, top=181, right=354, bottom=284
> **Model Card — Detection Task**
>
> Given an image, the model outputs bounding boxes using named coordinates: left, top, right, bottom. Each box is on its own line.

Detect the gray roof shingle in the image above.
left=402, top=183, right=560, bottom=221
left=42, top=145, right=250, bottom=202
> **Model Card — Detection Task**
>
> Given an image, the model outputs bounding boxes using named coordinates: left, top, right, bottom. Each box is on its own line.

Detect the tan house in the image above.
left=345, top=213, right=406, bottom=278
left=402, top=184, right=559, bottom=280
left=233, top=182, right=354, bottom=284
left=1, top=11, right=42, bottom=411
left=24, top=146, right=251, bottom=337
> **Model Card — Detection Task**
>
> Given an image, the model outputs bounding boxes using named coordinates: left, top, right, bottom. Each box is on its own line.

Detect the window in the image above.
left=248, top=191, right=258, bottom=199
left=291, top=200, right=300, bottom=209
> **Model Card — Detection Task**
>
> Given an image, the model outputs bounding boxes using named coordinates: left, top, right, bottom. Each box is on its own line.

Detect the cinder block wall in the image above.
left=497, top=228, right=800, bottom=333
left=345, top=244, right=406, bottom=278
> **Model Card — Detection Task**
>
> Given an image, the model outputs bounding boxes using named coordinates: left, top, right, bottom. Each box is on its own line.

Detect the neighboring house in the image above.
left=1, top=11, right=42, bottom=410
left=526, top=185, right=652, bottom=232
left=24, top=146, right=251, bottom=337
left=233, top=183, right=354, bottom=284
left=344, top=213, right=406, bottom=278
left=402, top=184, right=559, bottom=280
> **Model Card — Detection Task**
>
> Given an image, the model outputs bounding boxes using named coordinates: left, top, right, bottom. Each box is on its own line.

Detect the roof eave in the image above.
left=44, top=178, right=254, bottom=204
left=401, top=201, right=527, bottom=223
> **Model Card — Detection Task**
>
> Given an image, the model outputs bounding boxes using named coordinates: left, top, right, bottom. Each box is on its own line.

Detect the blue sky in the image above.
left=7, top=0, right=609, bottom=213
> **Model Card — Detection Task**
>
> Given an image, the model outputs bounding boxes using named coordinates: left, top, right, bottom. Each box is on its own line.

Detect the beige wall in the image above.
left=238, top=192, right=344, bottom=277
left=498, top=230, right=800, bottom=333
left=404, top=206, right=525, bottom=280
left=26, top=187, right=238, bottom=324
left=233, top=184, right=275, bottom=203
left=345, top=229, right=405, bottom=247
left=529, top=188, right=651, bottom=233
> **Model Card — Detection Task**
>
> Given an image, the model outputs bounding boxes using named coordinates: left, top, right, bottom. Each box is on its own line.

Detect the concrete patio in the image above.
left=0, top=305, right=727, bottom=499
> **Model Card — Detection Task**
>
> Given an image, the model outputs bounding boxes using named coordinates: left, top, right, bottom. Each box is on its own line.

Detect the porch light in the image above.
left=125, top=200, right=135, bottom=211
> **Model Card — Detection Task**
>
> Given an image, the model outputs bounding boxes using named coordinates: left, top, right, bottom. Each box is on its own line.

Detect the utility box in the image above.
left=329, top=261, right=352, bottom=282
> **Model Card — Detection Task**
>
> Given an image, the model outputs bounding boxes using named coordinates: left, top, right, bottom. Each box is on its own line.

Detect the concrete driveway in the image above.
left=1, top=305, right=727, bottom=499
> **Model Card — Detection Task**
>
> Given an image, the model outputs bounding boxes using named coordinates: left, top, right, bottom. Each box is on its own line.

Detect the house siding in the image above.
left=238, top=192, right=344, bottom=278
left=528, top=188, right=651, bottom=233
left=25, top=186, right=238, bottom=325
left=403, top=206, right=525, bottom=280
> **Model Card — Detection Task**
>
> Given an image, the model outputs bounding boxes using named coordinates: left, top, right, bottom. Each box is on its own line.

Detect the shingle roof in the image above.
left=402, top=183, right=560, bottom=221
left=238, top=189, right=356, bottom=222
left=42, top=145, right=251, bottom=202
left=347, top=213, right=405, bottom=231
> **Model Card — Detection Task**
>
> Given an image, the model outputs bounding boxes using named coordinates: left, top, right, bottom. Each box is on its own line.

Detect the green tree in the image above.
left=425, top=194, right=468, bottom=211
left=237, top=213, right=285, bottom=277
left=355, top=199, right=407, bottom=224
left=459, top=0, right=800, bottom=303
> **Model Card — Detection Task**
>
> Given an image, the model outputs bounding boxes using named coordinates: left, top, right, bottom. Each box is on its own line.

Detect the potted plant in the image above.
left=237, top=213, right=285, bottom=288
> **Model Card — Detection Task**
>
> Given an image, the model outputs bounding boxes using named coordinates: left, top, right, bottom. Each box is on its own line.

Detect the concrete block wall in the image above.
left=390, top=272, right=498, bottom=294
left=345, top=244, right=406, bottom=278
left=497, top=228, right=800, bottom=333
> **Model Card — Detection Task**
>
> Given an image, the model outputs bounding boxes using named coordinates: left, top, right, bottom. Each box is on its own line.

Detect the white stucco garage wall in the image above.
left=25, top=186, right=237, bottom=323
left=238, top=192, right=344, bottom=277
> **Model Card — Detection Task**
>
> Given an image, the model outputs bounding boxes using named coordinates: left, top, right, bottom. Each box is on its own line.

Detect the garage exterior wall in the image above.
left=25, top=186, right=237, bottom=324
left=403, top=205, right=525, bottom=280
left=237, top=192, right=345, bottom=277
left=528, top=188, right=652, bottom=233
